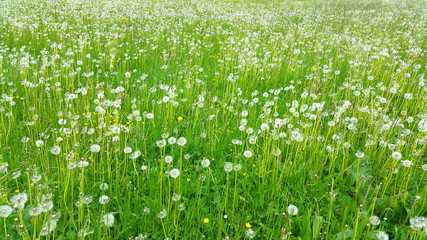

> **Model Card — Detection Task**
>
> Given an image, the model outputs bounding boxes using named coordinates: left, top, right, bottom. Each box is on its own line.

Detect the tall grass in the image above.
left=0, top=0, right=426, bottom=239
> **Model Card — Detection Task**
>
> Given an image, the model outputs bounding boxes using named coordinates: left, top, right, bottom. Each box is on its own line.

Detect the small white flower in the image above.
left=168, top=137, right=176, bottom=144
left=31, top=174, right=42, bottom=182
left=170, top=169, right=180, bottom=178
left=142, top=207, right=150, bottom=215
left=50, top=145, right=61, bottom=155
left=260, top=123, right=269, bottom=131
left=245, top=228, right=255, bottom=239
left=77, top=161, right=89, bottom=168
left=99, top=183, right=108, bottom=190
left=124, top=147, right=132, bottom=154
left=161, top=133, right=169, bottom=138
left=145, top=113, right=154, bottom=119
left=129, top=151, right=141, bottom=159
left=10, top=193, right=28, bottom=210
left=41, top=219, right=58, bottom=234
left=172, top=194, right=181, bottom=201
left=35, top=140, right=44, bottom=147
left=11, top=171, right=21, bottom=179
left=287, top=205, right=298, bottom=216
left=156, top=139, right=166, bottom=148
left=82, top=196, right=92, bottom=205
left=243, top=150, right=253, bottom=158
left=101, top=213, right=115, bottom=227
left=67, top=162, right=77, bottom=169
left=99, top=195, right=109, bottom=204
left=355, top=151, right=365, bottom=158
left=201, top=159, right=210, bottom=168
left=370, top=216, right=381, bottom=225
left=141, top=166, right=148, bottom=171
left=402, top=160, right=413, bottom=167
left=95, top=106, right=105, bottom=115
left=410, top=216, right=427, bottom=231
left=272, top=148, right=282, bottom=156
left=157, top=209, right=167, bottom=219
left=0, top=163, right=8, bottom=173
left=234, top=164, right=242, bottom=171
left=418, top=119, right=427, bottom=132
left=40, top=201, right=54, bottom=212
left=376, top=231, right=389, bottom=240
left=29, top=206, right=42, bottom=217
left=90, top=144, right=101, bottom=153
left=165, top=156, right=173, bottom=163
left=391, top=152, right=402, bottom=160
left=0, top=205, right=13, bottom=217
left=178, top=203, right=185, bottom=211
left=224, top=163, right=233, bottom=172
left=177, top=137, right=187, bottom=146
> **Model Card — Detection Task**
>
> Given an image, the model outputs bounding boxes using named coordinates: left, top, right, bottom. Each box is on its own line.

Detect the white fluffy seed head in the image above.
left=170, top=168, right=180, bottom=178
left=391, top=152, right=402, bottom=160
left=287, top=205, right=298, bottom=216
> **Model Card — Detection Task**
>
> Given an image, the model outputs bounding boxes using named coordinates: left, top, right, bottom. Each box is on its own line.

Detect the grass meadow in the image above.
left=0, top=0, right=426, bottom=239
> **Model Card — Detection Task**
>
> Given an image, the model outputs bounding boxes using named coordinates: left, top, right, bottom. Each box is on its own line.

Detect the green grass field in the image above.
left=0, top=0, right=426, bottom=239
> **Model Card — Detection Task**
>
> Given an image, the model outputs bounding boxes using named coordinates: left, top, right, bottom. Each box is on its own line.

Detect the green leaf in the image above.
left=335, top=229, right=354, bottom=240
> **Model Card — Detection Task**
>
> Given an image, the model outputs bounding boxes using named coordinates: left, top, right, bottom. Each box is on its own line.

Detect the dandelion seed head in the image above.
left=224, top=163, right=233, bottom=172
left=90, top=144, right=101, bottom=153
left=50, top=145, right=61, bottom=155
left=157, top=209, right=167, bottom=219
left=0, top=205, right=13, bottom=218
left=391, top=152, right=402, bottom=160
left=99, top=195, right=109, bottom=204
left=243, top=150, right=253, bottom=158
left=164, top=156, right=173, bottom=163
left=101, top=213, right=115, bottom=227
left=201, top=158, right=210, bottom=168
left=370, top=216, right=381, bottom=225
left=170, top=168, right=180, bottom=178
left=287, top=205, right=298, bottom=216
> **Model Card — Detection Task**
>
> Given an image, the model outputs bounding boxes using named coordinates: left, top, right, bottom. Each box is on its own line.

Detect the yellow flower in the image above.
left=203, top=218, right=209, bottom=223
left=245, top=222, right=252, bottom=228
left=187, top=178, right=191, bottom=182
left=121, top=16, right=127, bottom=21
left=312, top=67, right=318, bottom=72
left=177, top=116, right=183, bottom=121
